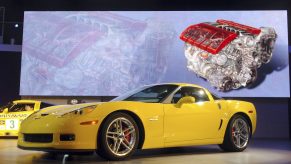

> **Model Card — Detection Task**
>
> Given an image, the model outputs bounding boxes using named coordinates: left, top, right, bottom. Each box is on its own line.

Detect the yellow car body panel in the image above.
left=0, top=100, right=42, bottom=136
left=18, top=102, right=165, bottom=150
left=18, top=83, right=257, bottom=152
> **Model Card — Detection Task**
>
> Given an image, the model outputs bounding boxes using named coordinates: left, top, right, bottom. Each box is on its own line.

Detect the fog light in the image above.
left=60, top=134, right=75, bottom=141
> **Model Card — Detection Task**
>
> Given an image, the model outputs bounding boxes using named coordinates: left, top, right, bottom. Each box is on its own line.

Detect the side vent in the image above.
left=217, top=103, right=222, bottom=110
left=218, top=119, right=223, bottom=130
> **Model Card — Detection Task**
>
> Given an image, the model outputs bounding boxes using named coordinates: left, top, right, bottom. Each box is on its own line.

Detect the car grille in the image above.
left=23, top=133, right=53, bottom=143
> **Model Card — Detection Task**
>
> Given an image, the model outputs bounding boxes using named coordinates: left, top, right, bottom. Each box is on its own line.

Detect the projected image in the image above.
left=180, top=20, right=277, bottom=92
left=20, top=11, right=289, bottom=97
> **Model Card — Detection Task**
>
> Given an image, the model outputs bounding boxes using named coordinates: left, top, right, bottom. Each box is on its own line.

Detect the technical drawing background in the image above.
left=20, top=11, right=289, bottom=97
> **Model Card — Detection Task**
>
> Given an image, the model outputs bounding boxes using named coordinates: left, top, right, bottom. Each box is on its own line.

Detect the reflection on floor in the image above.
left=0, top=139, right=290, bottom=164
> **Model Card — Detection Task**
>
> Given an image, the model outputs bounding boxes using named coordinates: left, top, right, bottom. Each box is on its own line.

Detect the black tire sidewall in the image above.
left=223, top=114, right=251, bottom=152
left=97, top=112, right=139, bottom=160
left=227, top=115, right=251, bottom=151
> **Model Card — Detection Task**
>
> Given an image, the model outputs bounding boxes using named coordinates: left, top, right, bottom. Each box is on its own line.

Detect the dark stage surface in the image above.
left=0, top=139, right=290, bottom=164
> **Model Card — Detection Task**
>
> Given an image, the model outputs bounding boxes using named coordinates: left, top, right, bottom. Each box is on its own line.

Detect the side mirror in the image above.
left=175, top=96, right=196, bottom=108
left=3, top=108, right=8, bottom=114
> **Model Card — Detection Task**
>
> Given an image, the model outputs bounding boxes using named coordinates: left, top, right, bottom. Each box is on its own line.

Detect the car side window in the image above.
left=9, top=104, right=34, bottom=112
left=40, top=102, right=53, bottom=109
left=211, top=93, right=222, bottom=100
left=171, top=87, right=210, bottom=104
left=0, top=102, right=13, bottom=112
left=171, top=91, right=182, bottom=104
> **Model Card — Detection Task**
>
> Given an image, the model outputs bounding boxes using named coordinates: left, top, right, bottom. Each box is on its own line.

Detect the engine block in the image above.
left=180, top=19, right=277, bottom=91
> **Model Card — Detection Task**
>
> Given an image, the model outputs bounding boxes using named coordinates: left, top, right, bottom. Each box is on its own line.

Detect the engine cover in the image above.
left=180, top=19, right=277, bottom=91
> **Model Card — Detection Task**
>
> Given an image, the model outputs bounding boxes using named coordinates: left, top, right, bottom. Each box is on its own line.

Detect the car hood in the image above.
left=38, top=102, right=102, bottom=116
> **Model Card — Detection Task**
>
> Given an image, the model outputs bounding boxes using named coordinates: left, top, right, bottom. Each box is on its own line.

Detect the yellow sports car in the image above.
left=0, top=100, right=52, bottom=136
left=18, top=83, right=256, bottom=160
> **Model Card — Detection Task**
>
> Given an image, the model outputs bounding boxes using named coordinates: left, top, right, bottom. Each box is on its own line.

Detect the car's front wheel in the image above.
left=219, top=115, right=251, bottom=152
left=97, top=112, right=139, bottom=160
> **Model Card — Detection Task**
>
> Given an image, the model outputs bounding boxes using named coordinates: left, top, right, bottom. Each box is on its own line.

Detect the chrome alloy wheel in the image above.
left=106, top=117, right=136, bottom=156
left=231, top=118, right=249, bottom=149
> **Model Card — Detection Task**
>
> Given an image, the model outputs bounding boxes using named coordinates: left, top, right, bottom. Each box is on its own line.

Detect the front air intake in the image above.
left=23, top=133, right=53, bottom=143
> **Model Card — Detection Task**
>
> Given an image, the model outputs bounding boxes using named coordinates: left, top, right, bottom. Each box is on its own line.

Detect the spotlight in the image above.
left=67, top=99, right=85, bottom=104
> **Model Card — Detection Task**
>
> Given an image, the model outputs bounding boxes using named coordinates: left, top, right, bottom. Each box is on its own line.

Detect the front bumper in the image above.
left=17, top=115, right=101, bottom=151
left=0, top=130, right=18, bottom=136
left=17, top=145, right=95, bottom=154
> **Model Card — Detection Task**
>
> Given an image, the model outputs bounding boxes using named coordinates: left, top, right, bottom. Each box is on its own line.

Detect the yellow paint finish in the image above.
left=18, top=83, right=257, bottom=151
left=95, top=101, right=165, bottom=149
left=164, top=101, right=222, bottom=143
left=0, top=100, right=41, bottom=136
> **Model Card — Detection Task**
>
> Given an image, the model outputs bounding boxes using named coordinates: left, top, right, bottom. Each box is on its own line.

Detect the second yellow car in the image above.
left=0, top=100, right=52, bottom=136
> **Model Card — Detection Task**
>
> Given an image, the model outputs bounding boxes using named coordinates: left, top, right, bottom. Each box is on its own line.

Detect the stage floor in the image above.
left=0, top=139, right=290, bottom=164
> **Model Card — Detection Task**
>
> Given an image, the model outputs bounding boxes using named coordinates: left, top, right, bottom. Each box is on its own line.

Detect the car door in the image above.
left=164, top=86, right=222, bottom=143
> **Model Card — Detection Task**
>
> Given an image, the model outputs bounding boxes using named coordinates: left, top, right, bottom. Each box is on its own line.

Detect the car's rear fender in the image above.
left=225, top=100, right=257, bottom=135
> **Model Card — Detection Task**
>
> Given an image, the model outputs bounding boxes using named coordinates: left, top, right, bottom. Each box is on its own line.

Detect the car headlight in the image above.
left=61, top=105, right=97, bottom=117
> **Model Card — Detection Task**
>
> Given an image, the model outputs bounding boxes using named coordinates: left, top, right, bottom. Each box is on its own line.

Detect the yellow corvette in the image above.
left=0, top=100, right=52, bottom=136
left=18, top=83, right=256, bottom=160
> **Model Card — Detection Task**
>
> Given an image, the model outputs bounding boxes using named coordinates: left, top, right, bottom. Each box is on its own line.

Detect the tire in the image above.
left=97, top=112, right=139, bottom=160
left=219, top=114, right=251, bottom=152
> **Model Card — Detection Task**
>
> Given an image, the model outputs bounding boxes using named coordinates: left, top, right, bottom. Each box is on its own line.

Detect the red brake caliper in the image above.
left=124, top=127, right=131, bottom=143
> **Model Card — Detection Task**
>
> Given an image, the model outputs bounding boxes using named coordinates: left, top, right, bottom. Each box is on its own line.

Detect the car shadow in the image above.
left=0, top=136, right=18, bottom=139
left=132, top=146, right=223, bottom=159
left=28, top=145, right=224, bottom=163
left=12, top=140, right=291, bottom=163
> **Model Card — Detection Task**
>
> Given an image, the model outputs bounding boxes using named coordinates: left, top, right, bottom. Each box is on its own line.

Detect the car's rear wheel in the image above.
left=219, top=115, right=251, bottom=152
left=97, top=112, right=139, bottom=160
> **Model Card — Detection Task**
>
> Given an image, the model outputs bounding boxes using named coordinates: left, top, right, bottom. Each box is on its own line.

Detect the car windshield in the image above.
left=0, top=102, right=15, bottom=113
left=111, top=84, right=178, bottom=103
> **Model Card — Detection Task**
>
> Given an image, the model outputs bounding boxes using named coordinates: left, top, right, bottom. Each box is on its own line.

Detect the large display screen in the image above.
left=20, top=11, right=289, bottom=97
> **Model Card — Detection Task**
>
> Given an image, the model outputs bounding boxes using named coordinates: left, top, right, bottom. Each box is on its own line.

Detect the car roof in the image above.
left=155, top=83, right=204, bottom=88
left=12, top=100, right=41, bottom=104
